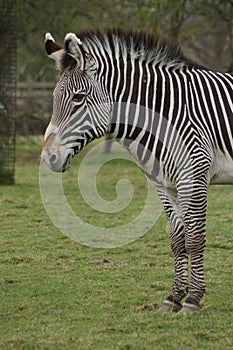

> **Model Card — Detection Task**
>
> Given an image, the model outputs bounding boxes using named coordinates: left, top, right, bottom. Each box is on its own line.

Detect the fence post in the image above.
left=0, top=0, right=17, bottom=185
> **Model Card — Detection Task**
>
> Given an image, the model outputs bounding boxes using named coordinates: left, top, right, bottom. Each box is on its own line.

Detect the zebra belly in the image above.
left=209, top=151, right=233, bottom=184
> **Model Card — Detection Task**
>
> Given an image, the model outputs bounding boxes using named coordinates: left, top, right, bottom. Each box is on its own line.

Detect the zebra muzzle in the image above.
left=62, top=151, right=74, bottom=172
left=41, top=147, right=74, bottom=173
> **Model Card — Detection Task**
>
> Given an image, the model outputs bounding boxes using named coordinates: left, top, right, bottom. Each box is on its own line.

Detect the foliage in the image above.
left=0, top=136, right=233, bottom=349
left=17, top=0, right=232, bottom=82
left=13, top=0, right=232, bottom=135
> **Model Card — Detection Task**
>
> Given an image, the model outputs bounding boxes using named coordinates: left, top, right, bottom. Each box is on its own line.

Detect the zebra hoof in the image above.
left=158, top=299, right=182, bottom=313
left=178, top=302, right=201, bottom=314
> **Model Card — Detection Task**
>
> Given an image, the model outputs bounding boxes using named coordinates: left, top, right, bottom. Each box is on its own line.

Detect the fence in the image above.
left=17, top=82, right=54, bottom=99
left=16, top=82, right=54, bottom=135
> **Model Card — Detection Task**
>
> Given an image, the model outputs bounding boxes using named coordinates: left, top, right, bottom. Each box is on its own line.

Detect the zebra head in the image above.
left=42, top=33, right=111, bottom=172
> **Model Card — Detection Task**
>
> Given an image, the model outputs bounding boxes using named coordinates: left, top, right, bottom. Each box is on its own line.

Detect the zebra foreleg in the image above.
left=178, top=179, right=208, bottom=313
left=180, top=217, right=206, bottom=313
left=158, top=217, right=189, bottom=313
left=157, top=188, right=189, bottom=313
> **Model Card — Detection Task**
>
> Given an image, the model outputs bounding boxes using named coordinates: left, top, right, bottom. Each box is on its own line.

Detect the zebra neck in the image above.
left=108, top=101, right=162, bottom=171
left=106, top=60, right=187, bottom=153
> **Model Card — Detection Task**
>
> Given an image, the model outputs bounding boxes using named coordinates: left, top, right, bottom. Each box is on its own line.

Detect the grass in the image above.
left=0, top=135, right=233, bottom=349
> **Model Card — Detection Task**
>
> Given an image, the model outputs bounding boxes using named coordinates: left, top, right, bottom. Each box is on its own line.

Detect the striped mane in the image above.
left=76, top=28, right=198, bottom=70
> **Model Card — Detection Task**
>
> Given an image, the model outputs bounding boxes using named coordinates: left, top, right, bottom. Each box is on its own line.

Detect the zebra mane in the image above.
left=76, top=28, right=198, bottom=70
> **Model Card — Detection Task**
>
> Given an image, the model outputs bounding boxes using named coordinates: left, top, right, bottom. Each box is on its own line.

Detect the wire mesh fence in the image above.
left=0, top=0, right=17, bottom=184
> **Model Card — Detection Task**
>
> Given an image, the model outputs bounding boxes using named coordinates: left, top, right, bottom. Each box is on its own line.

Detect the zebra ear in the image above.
left=45, top=33, right=64, bottom=63
left=64, top=33, right=96, bottom=78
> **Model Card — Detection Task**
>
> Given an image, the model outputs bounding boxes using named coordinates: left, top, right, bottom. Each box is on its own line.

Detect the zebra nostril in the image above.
left=50, top=154, right=58, bottom=164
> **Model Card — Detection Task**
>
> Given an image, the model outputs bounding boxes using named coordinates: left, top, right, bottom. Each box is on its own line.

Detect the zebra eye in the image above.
left=72, top=93, right=86, bottom=102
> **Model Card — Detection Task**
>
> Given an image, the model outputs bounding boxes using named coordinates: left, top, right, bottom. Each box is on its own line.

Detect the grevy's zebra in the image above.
left=42, top=29, right=233, bottom=313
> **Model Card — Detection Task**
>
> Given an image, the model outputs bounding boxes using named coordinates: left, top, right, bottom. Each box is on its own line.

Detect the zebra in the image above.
left=41, top=29, right=233, bottom=314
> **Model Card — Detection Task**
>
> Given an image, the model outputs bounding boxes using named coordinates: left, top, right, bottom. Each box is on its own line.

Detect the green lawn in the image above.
left=0, top=136, right=232, bottom=349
